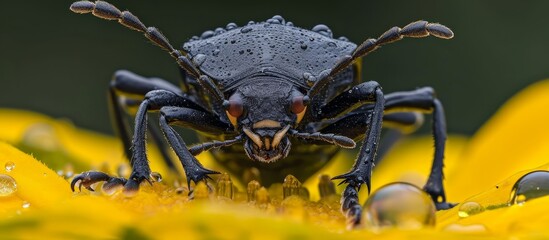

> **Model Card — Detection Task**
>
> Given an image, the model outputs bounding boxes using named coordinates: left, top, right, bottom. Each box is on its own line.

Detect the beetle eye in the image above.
left=225, top=94, right=243, bottom=126
left=291, top=96, right=306, bottom=114
left=227, top=95, right=243, bottom=118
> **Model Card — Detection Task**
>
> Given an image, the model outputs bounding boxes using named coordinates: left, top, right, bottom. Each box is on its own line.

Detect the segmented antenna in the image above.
left=307, top=20, right=454, bottom=99
left=69, top=1, right=201, bottom=79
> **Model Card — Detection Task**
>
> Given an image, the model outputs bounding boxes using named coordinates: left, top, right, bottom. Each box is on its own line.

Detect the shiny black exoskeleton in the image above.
left=68, top=1, right=455, bottom=226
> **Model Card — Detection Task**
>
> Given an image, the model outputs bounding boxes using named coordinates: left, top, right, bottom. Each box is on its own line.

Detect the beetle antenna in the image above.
left=69, top=1, right=202, bottom=80
left=288, top=130, right=356, bottom=149
left=307, top=20, right=453, bottom=99
left=188, top=135, right=243, bottom=156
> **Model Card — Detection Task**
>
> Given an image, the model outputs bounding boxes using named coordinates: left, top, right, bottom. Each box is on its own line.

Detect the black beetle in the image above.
left=69, top=1, right=455, bottom=225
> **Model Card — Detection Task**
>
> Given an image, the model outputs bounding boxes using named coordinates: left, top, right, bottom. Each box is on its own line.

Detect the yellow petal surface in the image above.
left=0, top=79, right=549, bottom=239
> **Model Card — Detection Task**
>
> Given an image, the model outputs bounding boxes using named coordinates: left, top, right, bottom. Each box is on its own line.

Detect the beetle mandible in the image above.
left=68, top=1, right=455, bottom=225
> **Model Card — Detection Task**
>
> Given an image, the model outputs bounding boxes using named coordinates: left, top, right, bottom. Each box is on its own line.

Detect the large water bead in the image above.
left=362, top=182, right=436, bottom=230
left=0, top=174, right=17, bottom=197
left=509, top=170, right=549, bottom=205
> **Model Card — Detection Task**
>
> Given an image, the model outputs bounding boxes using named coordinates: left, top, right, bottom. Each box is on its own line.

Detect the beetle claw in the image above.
left=71, top=171, right=113, bottom=192
left=184, top=165, right=219, bottom=190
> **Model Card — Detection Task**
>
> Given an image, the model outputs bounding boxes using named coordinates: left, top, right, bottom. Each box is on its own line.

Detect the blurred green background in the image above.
left=1, top=1, right=548, bottom=136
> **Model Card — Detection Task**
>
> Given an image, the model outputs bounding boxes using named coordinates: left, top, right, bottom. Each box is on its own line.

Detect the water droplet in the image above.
left=240, top=27, right=252, bottom=33
left=327, top=42, right=337, bottom=48
left=226, top=22, right=237, bottom=30
left=271, top=15, right=285, bottom=24
left=4, top=162, right=15, bottom=172
left=239, top=50, right=245, bottom=55
left=266, top=18, right=280, bottom=24
left=311, top=24, right=333, bottom=38
left=150, top=172, right=162, bottom=182
left=193, top=54, right=207, bottom=66
left=212, top=49, right=220, bottom=56
left=22, top=201, right=30, bottom=209
left=363, top=182, right=436, bottom=230
left=338, top=36, right=349, bottom=42
left=200, top=30, right=214, bottom=39
left=214, top=27, right=225, bottom=35
left=458, top=201, right=484, bottom=218
left=0, top=174, right=17, bottom=197
left=509, top=170, right=549, bottom=205
left=300, top=44, right=308, bottom=50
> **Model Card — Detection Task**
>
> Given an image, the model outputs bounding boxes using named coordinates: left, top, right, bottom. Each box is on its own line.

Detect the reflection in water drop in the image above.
left=363, top=182, right=436, bottom=230
left=0, top=174, right=17, bottom=197
left=5, top=162, right=15, bottom=172
left=458, top=201, right=485, bottom=218
left=22, top=201, right=31, bottom=209
left=509, top=170, right=549, bottom=205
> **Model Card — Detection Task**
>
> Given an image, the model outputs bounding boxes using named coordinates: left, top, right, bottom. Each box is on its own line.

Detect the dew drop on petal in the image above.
left=4, top=162, right=15, bottom=172
left=362, top=182, right=436, bottom=230
left=509, top=170, right=549, bottom=205
left=458, top=201, right=484, bottom=218
left=0, top=174, right=17, bottom=197
left=22, top=201, right=30, bottom=209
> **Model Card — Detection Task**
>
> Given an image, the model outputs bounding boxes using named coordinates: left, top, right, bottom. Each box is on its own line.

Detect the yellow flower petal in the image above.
left=447, top=80, right=549, bottom=201
left=0, top=142, right=71, bottom=208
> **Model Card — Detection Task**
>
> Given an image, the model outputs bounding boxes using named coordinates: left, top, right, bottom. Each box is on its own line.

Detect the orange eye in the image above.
left=228, top=100, right=243, bottom=118
left=291, top=96, right=306, bottom=114
left=225, top=94, right=243, bottom=126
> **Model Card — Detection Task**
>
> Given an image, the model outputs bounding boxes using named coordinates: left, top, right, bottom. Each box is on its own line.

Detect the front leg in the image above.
left=71, top=89, right=229, bottom=194
left=158, top=106, right=234, bottom=189
left=326, top=81, right=385, bottom=226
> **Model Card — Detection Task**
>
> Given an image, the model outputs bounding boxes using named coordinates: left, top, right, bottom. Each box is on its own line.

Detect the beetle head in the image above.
left=225, top=80, right=307, bottom=163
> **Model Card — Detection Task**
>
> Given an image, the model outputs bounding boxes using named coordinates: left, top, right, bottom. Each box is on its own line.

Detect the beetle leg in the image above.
left=320, top=86, right=453, bottom=226
left=329, top=81, right=384, bottom=227
left=382, top=87, right=454, bottom=210
left=159, top=106, right=235, bottom=189
left=109, top=70, right=208, bottom=173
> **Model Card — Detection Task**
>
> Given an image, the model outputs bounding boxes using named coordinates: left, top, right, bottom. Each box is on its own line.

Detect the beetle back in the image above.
left=182, top=18, right=357, bottom=92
